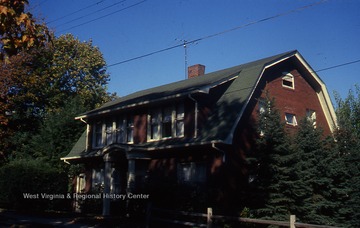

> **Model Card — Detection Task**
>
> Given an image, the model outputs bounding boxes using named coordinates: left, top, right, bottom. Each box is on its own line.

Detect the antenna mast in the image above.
left=184, top=40, right=188, bottom=79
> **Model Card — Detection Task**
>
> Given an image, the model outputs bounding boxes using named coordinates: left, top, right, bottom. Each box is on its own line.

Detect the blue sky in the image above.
left=30, top=0, right=360, bottom=104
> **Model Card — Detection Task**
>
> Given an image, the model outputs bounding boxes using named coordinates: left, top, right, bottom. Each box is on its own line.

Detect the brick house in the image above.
left=61, top=50, right=337, bottom=216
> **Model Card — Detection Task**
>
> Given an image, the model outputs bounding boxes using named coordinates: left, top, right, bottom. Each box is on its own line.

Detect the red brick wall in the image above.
left=252, top=66, right=332, bottom=136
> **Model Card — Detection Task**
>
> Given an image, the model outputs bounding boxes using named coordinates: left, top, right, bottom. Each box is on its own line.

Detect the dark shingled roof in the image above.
left=62, top=50, right=299, bottom=161
left=77, top=50, right=297, bottom=119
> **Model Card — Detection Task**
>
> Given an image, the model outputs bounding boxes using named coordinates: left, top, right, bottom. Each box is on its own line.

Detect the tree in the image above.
left=3, top=34, right=112, bottom=161
left=47, top=34, right=110, bottom=111
left=0, top=0, right=50, bottom=60
left=334, top=86, right=360, bottom=227
left=14, top=96, right=88, bottom=164
left=250, top=96, right=295, bottom=220
left=290, top=118, right=335, bottom=225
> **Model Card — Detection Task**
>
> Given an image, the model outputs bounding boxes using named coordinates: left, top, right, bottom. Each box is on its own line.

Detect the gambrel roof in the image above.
left=62, top=50, right=337, bottom=161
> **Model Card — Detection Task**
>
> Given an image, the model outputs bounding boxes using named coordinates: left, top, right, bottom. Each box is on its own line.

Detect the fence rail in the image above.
left=146, top=206, right=340, bottom=228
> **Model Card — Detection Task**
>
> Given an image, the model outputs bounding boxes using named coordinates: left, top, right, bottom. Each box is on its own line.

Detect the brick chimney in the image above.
left=188, top=64, right=205, bottom=79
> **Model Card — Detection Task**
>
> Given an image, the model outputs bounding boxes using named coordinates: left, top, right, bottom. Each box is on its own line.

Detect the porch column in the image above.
left=103, top=153, right=112, bottom=216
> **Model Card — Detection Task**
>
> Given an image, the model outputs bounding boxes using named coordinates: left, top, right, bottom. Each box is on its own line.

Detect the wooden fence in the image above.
left=146, top=206, right=341, bottom=228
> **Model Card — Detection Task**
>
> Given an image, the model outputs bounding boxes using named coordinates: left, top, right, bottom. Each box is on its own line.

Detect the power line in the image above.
left=107, top=0, right=327, bottom=68
left=315, top=59, right=360, bottom=72
left=58, top=0, right=146, bottom=33
left=56, top=0, right=127, bottom=29
left=47, top=0, right=106, bottom=24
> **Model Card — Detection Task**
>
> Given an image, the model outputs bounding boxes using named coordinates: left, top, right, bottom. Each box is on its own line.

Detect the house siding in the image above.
left=257, top=65, right=332, bottom=136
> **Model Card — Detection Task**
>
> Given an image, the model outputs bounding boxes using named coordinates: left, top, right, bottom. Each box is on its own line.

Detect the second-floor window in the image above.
left=116, top=118, right=126, bottom=143
left=93, top=122, right=103, bottom=148
left=285, top=113, right=297, bottom=126
left=148, top=103, right=184, bottom=141
left=105, top=121, right=114, bottom=145
left=126, top=116, right=134, bottom=143
left=306, top=109, right=317, bottom=127
left=92, top=115, right=134, bottom=148
left=282, top=72, right=295, bottom=89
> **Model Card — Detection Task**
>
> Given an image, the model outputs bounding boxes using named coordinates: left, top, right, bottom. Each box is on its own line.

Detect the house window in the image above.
left=147, top=103, right=185, bottom=141
left=177, top=162, right=207, bottom=183
left=306, top=109, right=317, bottom=127
left=105, top=121, right=114, bottom=145
left=175, top=104, right=185, bottom=137
left=282, top=72, right=294, bottom=89
left=258, top=98, right=267, bottom=115
left=162, top=106, right=172, bottom=138
left=116, top=118, right=126, bottom=143
left=126, top=115, right=134, bottom=143
left=285, top=113, right=297, bottom=126
left=93, top=122, right=103, bottom=148
left=149, top=109, right=161, bottom=140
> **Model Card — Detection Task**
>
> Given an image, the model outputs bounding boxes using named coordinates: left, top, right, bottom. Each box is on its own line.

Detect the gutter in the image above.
left=212, top=143, right=226, bottom=163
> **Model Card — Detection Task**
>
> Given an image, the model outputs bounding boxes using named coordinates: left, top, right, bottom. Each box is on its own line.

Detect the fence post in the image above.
left=290, top=215, right=296, bottom=228
left=207, top=207, right=213, bottom=228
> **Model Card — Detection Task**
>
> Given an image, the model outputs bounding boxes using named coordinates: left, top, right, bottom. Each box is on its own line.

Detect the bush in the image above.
left=0, top=159, right=70, bottom=211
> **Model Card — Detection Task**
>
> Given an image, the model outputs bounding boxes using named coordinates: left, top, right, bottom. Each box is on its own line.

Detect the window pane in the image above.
left=175, top=104, right=184, bottom=137
left=151, top=124, right=160, bottom=139
left=282, top=73, right=294, bottom=89
left=94, top=122, right=103, bottom=147
left=105, top=121, right=113, bottom=145
left=285, top=113, right=297, bottom=126
left=127, top=117, right=134, bottom=142
left=176, top=121, right=184, bottom=137
left=162, top=121, right=172, bottom=138
left=150, top=109, right=161, bottom=140
left=116, top=119, right=125, bottom=143
left=306, top=109, right=317, bottom=127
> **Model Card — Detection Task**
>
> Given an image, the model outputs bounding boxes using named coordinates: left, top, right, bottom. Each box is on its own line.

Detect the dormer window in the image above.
left=282, top=72, right=294, bottom=89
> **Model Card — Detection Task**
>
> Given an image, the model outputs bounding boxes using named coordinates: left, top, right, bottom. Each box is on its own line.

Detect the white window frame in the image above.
left=285, top=113, right=298, bottom=126
left=306, top=109, right=317, bottom=127
left=92, top=116, right=133, bottom=148
left=105, top=120, right=115, bottom=145
left=175, top=103, right=185, bottom=137
left=149, top=108, right=161, bottom=140
left=126, top=115, right=134, bottom=143
left=147, top=103, right=185, bottom=141
left=116, top=117, right=126, bottom=143
left=282, top=72, right=295, bottom=89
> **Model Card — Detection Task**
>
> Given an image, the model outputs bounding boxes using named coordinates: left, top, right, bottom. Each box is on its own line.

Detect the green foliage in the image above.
left=1, top=33, right=112, bottom=162
left=291, top=118, right=335, bottom=225
left=250, top=96, right=295, bottom=220
left=10, top=96, right=87, bottom=164
left=47, top=34, right=110, bottom=110
left=334, top=85, right=360, bottom=227
left=252, top=94, right=356, bottom=227
left=0, top=159, right=70, bottom=211
left=0, top=0, right=50, bottom=60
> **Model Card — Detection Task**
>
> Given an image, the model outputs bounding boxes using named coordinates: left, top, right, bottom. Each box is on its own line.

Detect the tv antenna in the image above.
left=183, top=40, right=188, bottom=79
